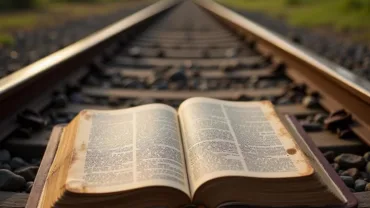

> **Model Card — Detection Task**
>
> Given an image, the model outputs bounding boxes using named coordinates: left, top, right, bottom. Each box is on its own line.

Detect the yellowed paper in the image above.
left=178, top=97, right=313, bottom=195
left=66, top=104, right=190, bottom=196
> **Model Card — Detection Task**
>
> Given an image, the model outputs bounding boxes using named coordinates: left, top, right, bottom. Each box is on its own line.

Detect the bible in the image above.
left=36, top=97, right=356, bottom=208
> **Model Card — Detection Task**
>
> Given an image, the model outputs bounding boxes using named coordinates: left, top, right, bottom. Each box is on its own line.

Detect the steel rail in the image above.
left=195, top=0, right=370, bottom=145
left=0, top=0, right=179, bottom=98
left=195, top=0, right=370, bottom=103
left=0, top=0, right=180, bottom=122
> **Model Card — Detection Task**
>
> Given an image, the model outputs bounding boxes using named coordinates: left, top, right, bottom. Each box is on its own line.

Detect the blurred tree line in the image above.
left=285, top=0, right=370, bottom=13
left=0, top=0, right=47, bottom=10
left=341, top=0, right=370, bottom=13
left=0, top=0, right=123, bottom=11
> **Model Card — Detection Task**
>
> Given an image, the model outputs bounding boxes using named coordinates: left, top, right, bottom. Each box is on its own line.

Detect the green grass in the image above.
left=55, top=0, right=124, bottom=2
left=0, top=0, right=50, bottom=10
left=218, top=0, right=370, bottom=42
left=48, top=1, right=130, bottom=17
left=218, top=0, right=287, bottom=15
left=0, top=0, right=146, bottom=47
left=0, top=33, right=15, bottom=47
left=0, top=0, right=146, bottom=35
left=0, top=0, right=122, bottom=11
left=0, top=13, right=39, bottom=31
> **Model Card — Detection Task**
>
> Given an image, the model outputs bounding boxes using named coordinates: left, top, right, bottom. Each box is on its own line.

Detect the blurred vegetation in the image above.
left=0, top=0, right=140, bottom=47
left=0, top=0, right=49, bottom=10
left=0, top=0, right=125, bottom=11
left=0, top=34, right=15, bottom=47
left=340, top=0, right=370, bottom=12
left=56, top=0, right=123, bottom=2
left=218, top=0, right=370, bottom=42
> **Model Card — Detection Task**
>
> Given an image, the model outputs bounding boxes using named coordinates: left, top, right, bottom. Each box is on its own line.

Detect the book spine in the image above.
left=286, top=115, right=358, bottom=208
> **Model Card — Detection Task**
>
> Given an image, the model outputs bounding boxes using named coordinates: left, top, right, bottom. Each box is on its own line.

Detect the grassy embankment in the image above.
left=218, top=0, right=370, bottom=43
left=0, top=0, right=140, bottom=47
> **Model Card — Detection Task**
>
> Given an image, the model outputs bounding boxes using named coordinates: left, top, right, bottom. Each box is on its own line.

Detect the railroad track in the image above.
left=0, top=0, right=369, bottom=207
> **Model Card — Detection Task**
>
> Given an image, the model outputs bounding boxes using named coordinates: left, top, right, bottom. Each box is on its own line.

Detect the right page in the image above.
left=178, top=97, right=313, bottom=195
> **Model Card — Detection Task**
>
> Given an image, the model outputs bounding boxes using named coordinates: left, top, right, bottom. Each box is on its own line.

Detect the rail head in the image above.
left=0, top=0, right=180, bottom=98
left=195, top=0, right=370, bottom=105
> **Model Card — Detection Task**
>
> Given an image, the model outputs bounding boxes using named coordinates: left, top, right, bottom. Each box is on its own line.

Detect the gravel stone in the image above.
left=313, top=113, right=327, bottom=124
left=364, top=152, right=370, bottom=162
left=341, top=168, right=360, bottom=180
left=26, top=181, right=34, bottom=193
left=10, top=157, right=29, bottom=170
left=337, top=128, right=355, bottom=139
left=300, top=121, right=323, bottom=132
left=31, top=158, right=41, bottom=166
left=0, top=169, right=26, bottom=191
left=52, top=94, right=68, bottom=108
left=323, top=151, right=335, bottom=163
left=334, top=153, right=366, bottom=169
left=14, top=166, right=38, bottom=182
left=13, top=127, right=32, bottom=139
left=128, top=47, right=141, bottom=58
left=302, top=95, right=319, bottom=108
left=340, top=176, right=354, bottom=188
left=365, top=183, right=370, bottom=191
left=360, top=172, right=370, bottom=182
left=366, top=162, right=370, bottom=174
left=168, top=69, right=187, bottom=82
left=354, top=179, right=367, bottom=192
left=0, top=149, right=11, bottom=163
left=0, top=163, right=12, bottom=171
left=331, top=163, right=340, bottom=172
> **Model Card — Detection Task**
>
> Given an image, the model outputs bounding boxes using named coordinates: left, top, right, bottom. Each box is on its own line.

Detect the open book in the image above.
left=38, top=97, right=355, bottom=208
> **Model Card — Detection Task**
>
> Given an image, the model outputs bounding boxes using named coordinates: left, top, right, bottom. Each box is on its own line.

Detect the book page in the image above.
left=65, top=104, right=190, bottom=196
left=178, top=97, right=313, bottom=194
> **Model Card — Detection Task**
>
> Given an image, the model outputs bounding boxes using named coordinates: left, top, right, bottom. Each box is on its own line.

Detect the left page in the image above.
left=65, top=104, right=190, bottom=196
